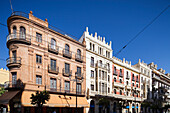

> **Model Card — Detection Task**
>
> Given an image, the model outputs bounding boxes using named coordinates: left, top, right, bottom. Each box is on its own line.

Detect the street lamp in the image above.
left=69, top=72, right=84, bottom=113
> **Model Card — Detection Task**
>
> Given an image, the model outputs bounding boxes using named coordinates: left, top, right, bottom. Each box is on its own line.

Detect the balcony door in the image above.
left=65, top=63, right=70, bottom=74
left=76, top=83, right=81, bottom=94
left=65, top=81, right=70, bottom=93
left=20, top=26, right=26, bottom=39
left=51, top=38, right=56, bottom=50
left=12, top=51, right=16, bottom=63
left=77, top=67, right=81, bottom=77
left=12, top=72, right=17, bottom=85
left=51, top=59, right=56, bottom=71
left=65, top=44, right=70, bottom=54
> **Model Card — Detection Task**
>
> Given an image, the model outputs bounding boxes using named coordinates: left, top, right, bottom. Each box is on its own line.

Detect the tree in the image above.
left=30, top=90, right=50, bottom=113
left=0, top=87, right=6, bottom=96
left=97, top=98, right=110, bottom=113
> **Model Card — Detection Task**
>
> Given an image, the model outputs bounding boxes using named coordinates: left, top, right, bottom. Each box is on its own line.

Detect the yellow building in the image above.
left=0, top=68, right=9, bottom=85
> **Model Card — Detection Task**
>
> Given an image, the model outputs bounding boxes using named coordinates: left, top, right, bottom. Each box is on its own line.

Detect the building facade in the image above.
left=79, top=27, right=113, bottom=113
left=112, top=57, right=141, bottom=113
left=0, top=68, right=9, bottom=86
left=148, top=62, right=170, bottom=113
left=1, top=11, right=88, bottom=113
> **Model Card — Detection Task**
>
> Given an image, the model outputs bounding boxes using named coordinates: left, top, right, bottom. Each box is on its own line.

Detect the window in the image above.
left=120, top=79, right=122, bottom=83
left=120, top=69, right=122, bottom=76
left=114, top=67, right=116, bottom=74
left=114, top=89, right=116, bottom=94
left=126, top=81, right=128, bottom=85
left=20, top=26, right=26, bottom=39
left=114, top=77, right=116, bottom=82
left=51, top=38, right=56, bottom=49
left=99, top=60, right=102, bottom=67
left=50, top=59, right=56, bottom=71
left=102, top=83, right=104, bottom=93
left=77, top=49, right=81, bottom=59
left=108, top=87, right=110, bottom=93
left=132, top=74, right=135, bottom=80
left=106, top=51, right=108, bottom=57
left=132, top=83, right=134, bottom=86
left=126, top=91, right=128, bottom=96
left=36, top=33, right=42, bottom=43
left=141, top=77, right=143, bottom=83
left=13, top=26, right=17, bottom=38
left=76, top=83, right=81, bottom=94
left=102, top=71, right=104, bottom=80
left=65, top=44, right=70, bottom=54
left=12, top=51, right=16, bottom=63
left=65, top=81, right=70, bottom=92
left=12, top=72, right=17, bottom=85
left=65, top=63, right=70, bottom=74
left=136, top=75, right=139, bottom=81
left=36, top=55, right=42, bottom=64
left=91, top=70, right=94, bottom=78
left=141, top=68, right=143, bottom=73
left=93, top=44, right=95, bottom=51
left=77, top=67, right=81, bottom=77
left=90, top=42, right=92, bottom=50
left=136, top=84, right=138, bottom=87
left=99, top=70, right=101, bottom=78
left=91, top=84, right=94, bottom=91
left=120, top=90, right=122, bottom=95
left=108, top=75, right=110, bottom=82
left=50, top=78, right=56, bottom=89
left=126, top=71, right=129, bottom=78
left=108, top=52, right=110, bottom=58
left=36, top=75, right=42, bottom=85
left=91, top=57, right=94, bottom=66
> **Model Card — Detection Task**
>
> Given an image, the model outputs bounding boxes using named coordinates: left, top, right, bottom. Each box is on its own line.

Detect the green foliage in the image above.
left=0, top=87, right=6, bottom=96
left=30, top=90, right=50, bottom=107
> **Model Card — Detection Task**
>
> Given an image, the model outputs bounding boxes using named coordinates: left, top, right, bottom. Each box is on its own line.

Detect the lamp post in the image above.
left=70, top=72, right=84, bottom=113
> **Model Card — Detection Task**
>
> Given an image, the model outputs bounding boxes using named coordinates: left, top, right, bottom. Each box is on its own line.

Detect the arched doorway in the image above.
left=90, top=100, right=95, bottom=113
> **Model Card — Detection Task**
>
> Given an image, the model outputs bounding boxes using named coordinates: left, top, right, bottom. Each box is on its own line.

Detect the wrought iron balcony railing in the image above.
left=62, top=68, right=72, bottom=77
left=62, top=49, right=72, bottom=59
left=113, top=71, right=118, bottom=75
left=4, top=81, right=24, bottom=89
left=6, top=57, right=21, bottom=67
left=48, top=65, right=59, bottom=74
left=75, top=54, right=83, bottom=62
left=47, top=86, right=85, bottom=95
left=6, top=33, right=31, bottom=48
left=75, top=72, right=83, bottom=79
left=48, top=43, right=59, bottom=54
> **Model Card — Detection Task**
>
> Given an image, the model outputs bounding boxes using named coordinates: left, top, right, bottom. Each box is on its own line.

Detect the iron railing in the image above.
left=48, top=65, right=59, bottom=74
left=46, top=86, right=85, bottom=95
left=48, top=43, right=59, bottom=54
left=75, top=54, right=83, bottom=62
left=63, top=49, right=72, bottom=58
left=6, top=33, right=31, bottom=43
left=4, top=81, right=24, bottom=89
left=6, top=57, right=21, bottom=65
left=10, top=11, right=79, bottom=41
left=62, top=68, right=72, bottom=77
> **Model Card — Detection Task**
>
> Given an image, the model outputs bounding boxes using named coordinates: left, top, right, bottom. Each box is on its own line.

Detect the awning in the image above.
left=0, top=91, right=20, bottom=104
left=21, top=91, right=89, bottom=108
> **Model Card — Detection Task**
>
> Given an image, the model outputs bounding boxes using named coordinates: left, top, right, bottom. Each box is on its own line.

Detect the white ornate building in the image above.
left=79, top=27, right=113, bottom=113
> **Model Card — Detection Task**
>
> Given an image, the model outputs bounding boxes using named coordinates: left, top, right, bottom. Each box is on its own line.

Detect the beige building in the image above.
left=0, top=68, right=9, bottom=85
left=0, top=11, right=88, bottom=113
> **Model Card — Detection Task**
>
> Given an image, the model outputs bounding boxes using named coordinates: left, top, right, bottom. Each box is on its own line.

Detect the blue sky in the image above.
left=0, top=0, right=170, bottom=73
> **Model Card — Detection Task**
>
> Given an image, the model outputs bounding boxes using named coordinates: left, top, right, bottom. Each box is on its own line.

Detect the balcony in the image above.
left=108, top=69, right=110, bottom=73
left=96, top=63, right=107, bottom=70
left=113, top=71, right=118, bottom=75
left=63, top=49, right=72, bottom=59
left=90, top=63, right=95, bottom=68
left=114, top=82, right=124, bottom=88
left=6, top=33, right=31, bottom=48
left=48, top=65, right=59, bottom=74
left=6, top=57, right=21, bottom=68
left=47, top=86, right=85, bottom=96
left=132, top=78, right=135, bottom=81
left=75, top=54, right=83, bottom=63
left=4, top=81, right=24, bottom=90
left=136, top=79, right=139, bottom=82
left=48, top=43, right=59, bottom=54
left=75, top=72, right=83, bottom=79
left=126, top=75, right=130, bottom=79
left=62, top=68, right=72, bottom=77
left=119, top=73, right=123, bottom=77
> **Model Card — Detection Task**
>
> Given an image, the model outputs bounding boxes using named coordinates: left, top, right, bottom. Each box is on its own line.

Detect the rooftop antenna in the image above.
left=9, top=0, right=14, bottom=13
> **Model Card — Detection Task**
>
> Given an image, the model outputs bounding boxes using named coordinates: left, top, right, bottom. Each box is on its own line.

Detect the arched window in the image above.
left=120, top=79, right=122, bottom=83
left=114, top=89, right=116, bottom=94
left=77, top=49, right=81, bottom=58
left=13, top=26, right=17, bottom=38
left=20, top=26, right=26, bottom=39
left=51, top=38, right=56, bottom=50
left=120, top=90, right=122, bottom=95
left=65, top=44, right=70, bottom=54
